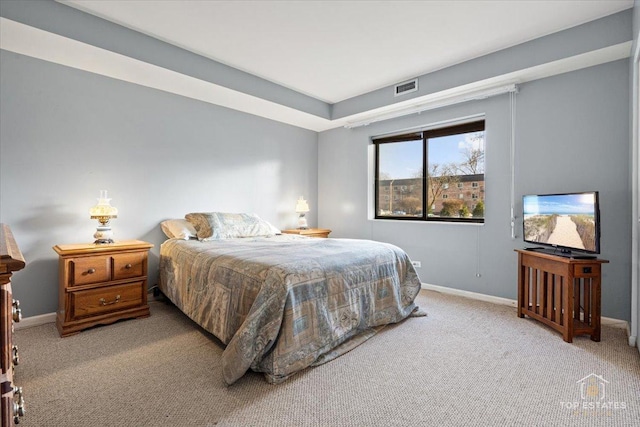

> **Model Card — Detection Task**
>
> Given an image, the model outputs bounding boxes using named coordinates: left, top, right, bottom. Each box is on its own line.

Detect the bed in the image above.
left=158, top=215, right=423, bottom=385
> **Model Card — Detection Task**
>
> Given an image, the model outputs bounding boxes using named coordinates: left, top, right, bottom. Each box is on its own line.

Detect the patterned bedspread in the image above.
left=159, top=235, right=422, bottom=384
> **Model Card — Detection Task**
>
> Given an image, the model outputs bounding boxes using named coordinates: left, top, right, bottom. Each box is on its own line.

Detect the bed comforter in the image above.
left=159, top=235, right=422, bottom=384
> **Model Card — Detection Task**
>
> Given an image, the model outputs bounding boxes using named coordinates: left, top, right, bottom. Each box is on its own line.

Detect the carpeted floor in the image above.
left=13, top=290, right=640, bottom=426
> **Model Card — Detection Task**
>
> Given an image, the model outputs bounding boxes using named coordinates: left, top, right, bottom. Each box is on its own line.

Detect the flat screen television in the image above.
left=522, top=191, right=600, bottom=258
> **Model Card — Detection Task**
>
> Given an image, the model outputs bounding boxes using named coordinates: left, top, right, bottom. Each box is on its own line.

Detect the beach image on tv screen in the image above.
left=523, top=193, right=597, bottom=252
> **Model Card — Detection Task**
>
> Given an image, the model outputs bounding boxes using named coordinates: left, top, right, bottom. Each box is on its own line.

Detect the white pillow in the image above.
left=160, top=219, right=198, bottom=240
left=185, top=212, right=278, bottom=240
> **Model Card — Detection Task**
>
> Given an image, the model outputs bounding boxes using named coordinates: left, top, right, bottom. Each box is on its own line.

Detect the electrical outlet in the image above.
left=411, top=261, right=421, bottom=268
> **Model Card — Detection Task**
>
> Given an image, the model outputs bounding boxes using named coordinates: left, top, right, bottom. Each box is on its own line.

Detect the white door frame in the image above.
left=631, top=36, right=639, bottom=349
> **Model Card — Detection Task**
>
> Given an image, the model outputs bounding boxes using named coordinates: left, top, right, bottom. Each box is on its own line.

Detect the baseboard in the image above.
left=421, top=283, right=518, bottom=308
left=14, top=312, right=56, bottom=330
left=421, top=283, right=629, bottom=330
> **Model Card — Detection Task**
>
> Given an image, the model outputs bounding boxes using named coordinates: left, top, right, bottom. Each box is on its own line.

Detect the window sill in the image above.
left=369, top=218, right=485, bottom=226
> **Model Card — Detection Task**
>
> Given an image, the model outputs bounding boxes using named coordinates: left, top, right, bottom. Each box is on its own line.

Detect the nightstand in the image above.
left=281, top=228, right=331, bottom=238
left=53, top=240, right=153, bottom=337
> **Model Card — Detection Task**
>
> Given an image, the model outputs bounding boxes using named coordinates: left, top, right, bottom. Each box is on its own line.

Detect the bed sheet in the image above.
left=159, top=235, right=422, bottom=384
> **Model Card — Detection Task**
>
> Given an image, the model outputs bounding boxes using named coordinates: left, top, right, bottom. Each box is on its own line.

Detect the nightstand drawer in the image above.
left=302, top=231, right=328, bottom=238
left=1, top=288, right=10, bottom=373
left=113, top=252, right=145, bottom=280
left=281, top=228, right=331, bottom=238
left=70, top=255, right=111, bottom=286
left=573, top=263, right=600, bottom=278
left=70, top=281, right=144, bottom=319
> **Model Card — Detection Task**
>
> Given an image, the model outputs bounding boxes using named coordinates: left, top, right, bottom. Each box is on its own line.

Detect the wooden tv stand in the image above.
left=515, top=249, right=608, bottom=343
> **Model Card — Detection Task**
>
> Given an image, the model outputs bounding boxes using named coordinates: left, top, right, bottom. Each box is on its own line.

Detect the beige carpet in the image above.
left=14, top=290, right=640, bottom=426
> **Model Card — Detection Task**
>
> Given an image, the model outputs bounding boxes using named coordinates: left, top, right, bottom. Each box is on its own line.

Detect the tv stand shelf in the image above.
left=524, top=246, right=596, bottom=259
left=515, top=249, right=608, bottom=343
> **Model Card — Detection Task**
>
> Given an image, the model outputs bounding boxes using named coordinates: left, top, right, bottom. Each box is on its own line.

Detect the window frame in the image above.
left=373, top=120, right=485, bottom=224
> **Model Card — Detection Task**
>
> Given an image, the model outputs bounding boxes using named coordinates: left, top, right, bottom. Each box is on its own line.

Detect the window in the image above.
left=374, top=120, right=485, bottom=223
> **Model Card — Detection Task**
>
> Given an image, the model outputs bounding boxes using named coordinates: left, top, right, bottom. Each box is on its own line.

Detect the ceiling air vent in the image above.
left=394, top=78, right=418, bottom=97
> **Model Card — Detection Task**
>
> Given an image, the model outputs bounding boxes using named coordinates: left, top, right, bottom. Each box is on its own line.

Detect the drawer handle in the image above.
left=13, top=386, right=25, bottom=422
left=12, top=345, right=19, bottom=366
left=12, top=299, right=21, bottom=322
left=87, top=268, right=96, bottom=274
left=99, top=295, right=121, bottom=306
left=125, top=263, right=132, bottom=269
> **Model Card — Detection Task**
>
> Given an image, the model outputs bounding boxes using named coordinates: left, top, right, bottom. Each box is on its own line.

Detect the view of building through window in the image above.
left=375, top=121, right=485, bottom=222
left=377, top=139, right=423, bottom=216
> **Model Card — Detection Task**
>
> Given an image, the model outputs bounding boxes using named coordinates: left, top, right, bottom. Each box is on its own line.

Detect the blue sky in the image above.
left=379, top=132, right=484, bottom=179
left=523, top=193, right=596, bottom=215
left=378, top=139, right=422, bottom=179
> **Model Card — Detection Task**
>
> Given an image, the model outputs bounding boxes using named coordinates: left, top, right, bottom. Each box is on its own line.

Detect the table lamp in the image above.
left=89, top=190, right=118, bottom=244
left=295, top=196, right=309, bottom=229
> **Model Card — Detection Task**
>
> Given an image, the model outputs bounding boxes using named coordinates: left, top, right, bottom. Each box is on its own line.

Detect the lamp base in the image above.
left=297, top=214, right=308, bottom=230
left=94, top=238, right=115, bottom=244
left=94, top=226, right=114, bottom=244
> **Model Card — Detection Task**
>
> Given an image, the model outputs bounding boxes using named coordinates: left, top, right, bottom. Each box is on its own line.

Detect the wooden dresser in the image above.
left=54, top=240, right=153, bottom=337
left=1, top=224, right=26, bottom=426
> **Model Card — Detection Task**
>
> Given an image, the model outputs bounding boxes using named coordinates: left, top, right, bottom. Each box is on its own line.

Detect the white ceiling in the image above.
left=60, top=0, right=633, bottom=104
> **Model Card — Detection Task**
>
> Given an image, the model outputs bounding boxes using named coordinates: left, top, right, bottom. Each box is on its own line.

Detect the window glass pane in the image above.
left=377, top=139, right=423, bottom=217
left=427, top=130, right=485, bottom=219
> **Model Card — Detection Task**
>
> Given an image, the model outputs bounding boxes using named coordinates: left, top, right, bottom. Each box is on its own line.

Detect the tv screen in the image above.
left=523, top=191, right=600, bottom=255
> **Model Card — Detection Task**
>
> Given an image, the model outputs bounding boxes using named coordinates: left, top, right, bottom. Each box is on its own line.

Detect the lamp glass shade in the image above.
left=295, top=196, right=310, bottom=213
left=89, top=190, right=118, bottom=219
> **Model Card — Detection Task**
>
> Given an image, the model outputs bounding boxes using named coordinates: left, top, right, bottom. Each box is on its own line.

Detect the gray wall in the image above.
left=0, top=51, right=318, bottom=317
left=319, top=59, right=631, bottom=321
